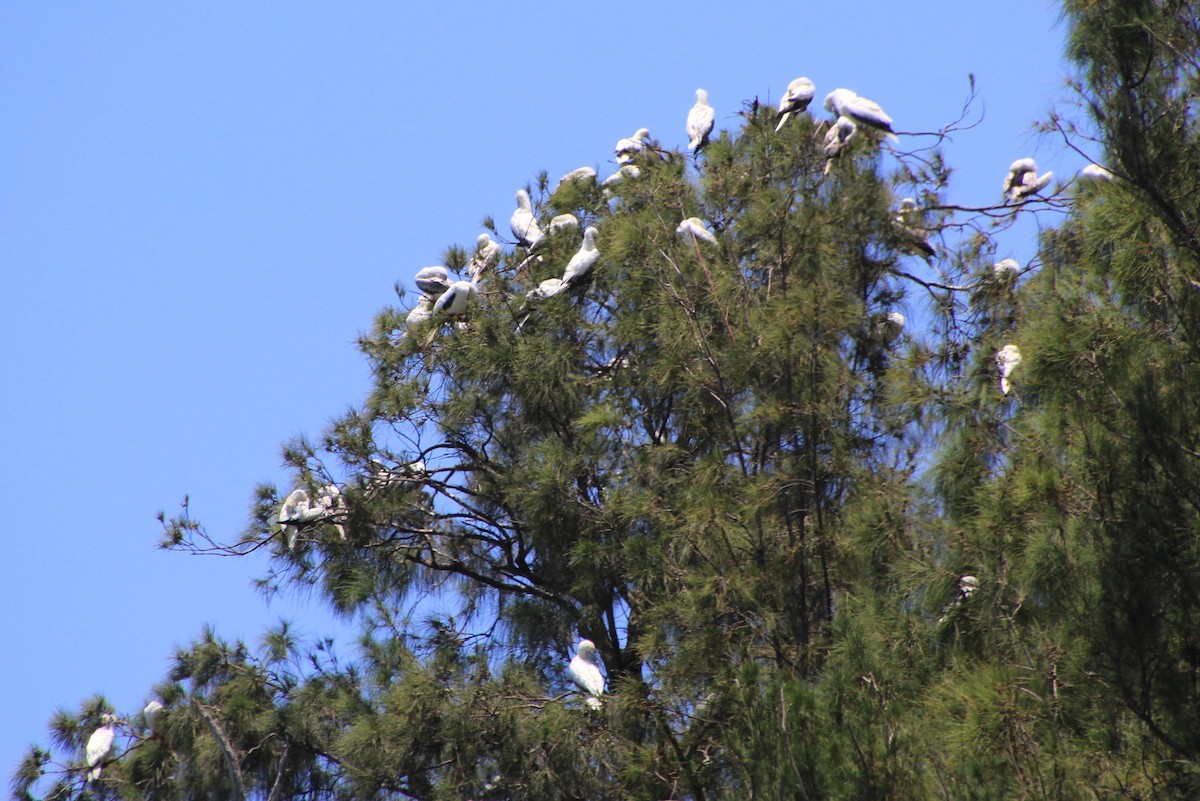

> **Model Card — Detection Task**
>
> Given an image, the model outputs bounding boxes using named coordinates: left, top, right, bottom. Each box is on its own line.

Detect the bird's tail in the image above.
left=774, top=112, right=790, bottom=133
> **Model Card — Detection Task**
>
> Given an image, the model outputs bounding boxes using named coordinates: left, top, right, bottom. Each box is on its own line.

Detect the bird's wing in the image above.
left=569, top=657, right=606, bottom=696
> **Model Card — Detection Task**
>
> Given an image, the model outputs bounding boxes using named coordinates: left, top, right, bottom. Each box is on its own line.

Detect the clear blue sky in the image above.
left=1, top=0, right=1080, bottom=778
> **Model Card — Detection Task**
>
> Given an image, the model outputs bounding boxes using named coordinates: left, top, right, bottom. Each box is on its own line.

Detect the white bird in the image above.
left=1002, top=158, right=1053, bottom=203
left=959, top=575, right=978, bottom=598
left=548, top=213, right=580, bottom=232
left=141, top=700, right=164, bottom=734
left=510, top=189, right=545, bottom=249
left=996, top=344, right=1022, bottom=395
left=1079, top=163, right=1113, bottom=182
left=366, top=458, right=428, bottom=495
left=615, top=128, right=650, bottom=164
left=414, top=266, right=451, bottom=299
left=466, top=234, right=502, bottom=283
left=822, top=115, right=858, bottom=173
left=993, top=258, right=1021, bottom=279
left=406, top=296, right=436, bottom=332
left=774, top=77, right=816, bottom=132
left=676, top=217, right=718, bottom=246
left=824, top=88, right=896, bottom=140
left=568, top=639, right=606, bottom=710
left=875, top=311, right=905, bottom=344
left=278, top=489, right=324, bottom=550
left=85, top=713, right=117, bottom=782
left=561, top=227, right=600, bottom=287
left=433, top=279, right=478, bottom=316
left=601, top=165, right=642, bottom=198
left=528, top=277, right=567, bottom=301
left=687, top=89, right=715, bottom=152
left=555, top=166, right=597, bottom=190
left=515, top=278, right=568, bottom=333
left=315, top=483, right=347, bottom=540
left=893, top=198, right=934, bottom=259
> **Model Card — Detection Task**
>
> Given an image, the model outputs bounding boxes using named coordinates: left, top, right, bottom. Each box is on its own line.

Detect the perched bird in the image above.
left=315, top=483, right=347, bottom=540
left=993, top=258, right=1021, bottom=279
left=893, top=198, right=935, bottom=260
left=548, top=213, right=580, bottom=232
left=824, top=88, right=897, bottom=140
left=938, top=574, right=979, bottom=624
left=1002, top=158, right=1053, bottom=203
left=822, top=115, right=858, bottom=173
left=85, top=713, right=118, bottom=782
left=562, top=227, right=600, bottom=287
left=510, top=189, right=545, bottom=249
left=466, top=234, right=502, bottom=283
left=515, top=278, right=567, bottom=333
left=1078, top=163, right=1113, bottom=182
left=278, top=489, right=324, bottom=550
left=141, top=700, right=164, bottom=735
left=366, top=458, right=428, bottom=495
left=874, top=311, right=905, bottom=345
left=528, top=277, right=567, bottom=301
left=414, top=266, right=451, bottom=299
left=433, top=279, right=478, bottom=316
left=996, top=344, right=1022, bottom=395
left=406, top=296, right=436, bottom=332
left=568, top=639, right=606, bottom=710
left=555, top=166, right=597, bottom=190
left=686, top=89, right=716, bottom=153
left=615, top=128, right=651, bottom=164
left=676, top=217, right=718, bottom=246
left=601, top=165, right=642, bottom=198
left=774, top=77, right=816, bottom=132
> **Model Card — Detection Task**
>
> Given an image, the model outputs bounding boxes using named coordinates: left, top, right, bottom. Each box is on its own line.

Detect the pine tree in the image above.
left=17, top=4, right=1200, bottom=799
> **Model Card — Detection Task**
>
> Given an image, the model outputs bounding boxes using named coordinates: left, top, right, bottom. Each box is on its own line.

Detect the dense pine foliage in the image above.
left=16, top=2, right=1200, bottom=799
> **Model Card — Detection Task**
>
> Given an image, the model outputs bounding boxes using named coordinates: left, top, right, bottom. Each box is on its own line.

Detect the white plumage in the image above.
left=1079, top=163, right=1113, bottom=182
left=993, top=258, right=1021, bottom=278
left=466, top=234, right=502, bottom=283
left=414, top=266, right=451, bottom=299
left=315, top=483, right=347, bottom=540
left=601, top=165, right=642, bottom=198
left=85, top=714, right=117, bottom=782
left=568, top=639, right=605, bottom=710
left=877, top=311, right=905, bottom=344
left=142, top=700, right=164, bottom=733
left=959, top=575, right=979, bottom=598
left=555, top=166, right=597, bottom=190
left=1002, top=158, right=1053, bottom=203
left=824, top=88, right=896, bottom=139
left=562, top=227, right=600, bottom=287
left=615, top=128, right=651, bottom=164
left=687, top=89, right=715, bottom=152
left=278, top=489, right=313, bottom=550
left=996, top=344, right=1022, bottom=395
left=529, top=277, right=566, bottom=302
left=775, top=77, right=816, bottom=132
left=822, top=115, right=858, bottom=173
left=893, top=198, right=934, bottom=259
left=676, top=217, right=718, bottom=246
left=549, top=213, right=580, bottom=232
left=406, top=296, right=436, bottom=332
left=510, top=189, right=545, bottom=249
left=433, top=280, right=478, bottom=316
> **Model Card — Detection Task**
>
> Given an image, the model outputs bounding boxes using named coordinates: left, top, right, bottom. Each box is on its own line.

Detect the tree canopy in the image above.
left=16, top=2, right=1200, bottom=799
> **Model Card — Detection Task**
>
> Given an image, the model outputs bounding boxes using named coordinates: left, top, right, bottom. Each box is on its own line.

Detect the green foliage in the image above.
left=20, top=4, right=1200, bottom=798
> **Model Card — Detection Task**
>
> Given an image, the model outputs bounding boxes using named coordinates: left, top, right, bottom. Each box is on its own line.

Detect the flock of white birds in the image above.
left=63, top=80, right=1116, bottom=770
left=258, top=76, right=1118, bottom=717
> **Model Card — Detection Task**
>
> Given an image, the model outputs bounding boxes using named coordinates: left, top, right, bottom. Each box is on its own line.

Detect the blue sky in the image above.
left=1, top=0, right=1080, bottom=778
